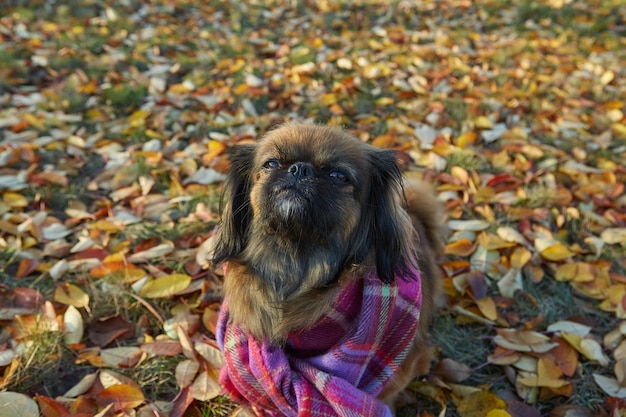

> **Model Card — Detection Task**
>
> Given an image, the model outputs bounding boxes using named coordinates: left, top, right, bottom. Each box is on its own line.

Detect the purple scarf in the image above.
left=216, top=269, right=422, bottom=416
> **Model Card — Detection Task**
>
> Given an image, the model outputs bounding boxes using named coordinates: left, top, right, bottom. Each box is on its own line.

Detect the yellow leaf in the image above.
left=478, top=233, right=516, bottom=250
left=579, top=338, right=609, bottom=366
left=91, top=220, right=123, bottom=233
left=456, top=131, right=477, bottom=148
left=486, top=411, right=512, bottom=417
left=3, top=192, right=28, bottom=208
left=138, top=273, right=191, bottom=298
left=320, top=93, right=337, bottom=106
left=41, top=22, right=59, bottom=33
left=54, top=283, right=89, bottom=308
left=375, top=97, right=394, bottom=106
left=600, top=70, right=615, bottom=85
left=168, top=83, right=191, bottom=94
left=538, top=243, right=574, bottom=261
left=128, top=109, right=151, bottom=123
left=475, top=296, right=498, bottom=321
left=451, top=166, right=470, bottom=183
left=611, top=122, right=626, bottom=137
left=555, top=263, right=577, bottom=282
left=457, top=391, right=506, bottom=417
left=510, top=247, right=531, bottom=269
left=474, top=116, right=493, bottom=129
left=573, top=262, right=595, bottom=282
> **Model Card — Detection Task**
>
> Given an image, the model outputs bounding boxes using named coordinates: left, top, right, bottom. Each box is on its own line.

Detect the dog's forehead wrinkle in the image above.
left=262, top=129, right=363, bottom=167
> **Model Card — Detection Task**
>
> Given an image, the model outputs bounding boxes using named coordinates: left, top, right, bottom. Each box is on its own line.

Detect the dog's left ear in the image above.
left=212, top=144, right=257, bottom=265
left=355, top=148, right=416, bottom=283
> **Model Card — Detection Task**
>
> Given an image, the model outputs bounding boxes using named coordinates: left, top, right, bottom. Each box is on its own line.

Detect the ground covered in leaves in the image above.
left=0, top=0, right=625, bottom=416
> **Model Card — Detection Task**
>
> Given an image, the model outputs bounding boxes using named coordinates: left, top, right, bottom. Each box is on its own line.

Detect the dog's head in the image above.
left=213, top=122, right=416, bottom=297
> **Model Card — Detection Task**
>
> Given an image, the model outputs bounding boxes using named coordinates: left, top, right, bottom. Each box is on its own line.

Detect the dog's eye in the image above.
left=263, top=159, right=280, bottom=169
left=329, top=171, right=349, bottom=184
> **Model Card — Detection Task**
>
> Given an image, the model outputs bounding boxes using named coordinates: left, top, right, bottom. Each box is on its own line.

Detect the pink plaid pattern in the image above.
left=216, top=269, right=422, bottom=416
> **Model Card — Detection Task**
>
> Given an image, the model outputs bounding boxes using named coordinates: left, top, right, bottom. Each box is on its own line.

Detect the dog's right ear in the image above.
left=212, top=144, right=257, bottom=265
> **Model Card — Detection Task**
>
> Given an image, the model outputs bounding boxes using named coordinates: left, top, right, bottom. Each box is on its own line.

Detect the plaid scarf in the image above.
left=216, top=269, right=422, bottom=417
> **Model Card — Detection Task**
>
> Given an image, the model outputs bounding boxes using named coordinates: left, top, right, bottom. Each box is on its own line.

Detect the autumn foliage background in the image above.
left=0, top=1, right=625, bottom=416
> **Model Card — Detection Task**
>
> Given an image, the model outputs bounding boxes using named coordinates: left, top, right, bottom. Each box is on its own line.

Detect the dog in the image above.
left=212, top=122, right=442, bottom=416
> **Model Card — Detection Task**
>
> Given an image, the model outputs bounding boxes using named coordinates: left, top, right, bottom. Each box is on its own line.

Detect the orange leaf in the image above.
left=97, top=384, right=145, bottom=409
left=545, top=337, right=578, bottom=376
left=537, top=357, right=566, bottom=388
left=371, top=134, right=395, bottom=148
left=16, top=258, right=39, bottom=279
left=36, top=395, right=68, bottom=417
left=445, top=238, right=476, bottom=257
left=90, top=261, right=146, bottom=283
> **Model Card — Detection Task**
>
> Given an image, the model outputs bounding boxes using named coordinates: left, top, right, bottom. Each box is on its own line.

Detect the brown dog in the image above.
left=213, top=122, right=442, bottom=415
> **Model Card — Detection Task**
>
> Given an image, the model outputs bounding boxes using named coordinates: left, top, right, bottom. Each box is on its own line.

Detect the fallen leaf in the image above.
left=97, top=384, right=145, bottom=409
left=35, top=395, right=69, bottom=417
left=128, top=241, right=175, bottom=263
left=137, top=273, right=192, bottom=299
left=175, top=359, right=200, bottom=388
left=63, top=305, right=84, bottom=345
left=0, top=392, right=40, bottom=417
left=593, top=374, right=626, bottom=398
left=54, top=283, right=89, bottom=308
left=100, top=346, right=144, bottom=368
left=434, top=358, right=472, bottom=383
left=190, top=369, right=221, bottom=401
left=457, top=390, right=507, bottom=417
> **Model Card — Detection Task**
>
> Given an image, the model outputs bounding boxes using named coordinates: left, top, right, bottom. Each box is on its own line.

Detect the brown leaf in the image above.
left=141, top=340, right=183, bottom=356
left=434, top=358, right=472, bottom=382
left=89, top=315, right=135, bottom=347
left=169, top=386, right=194, bottom=417
left=549, top=404, right=594, bottom=417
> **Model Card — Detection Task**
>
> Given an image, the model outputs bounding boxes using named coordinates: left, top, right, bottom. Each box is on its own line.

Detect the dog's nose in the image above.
left=288, top=162, right=315, bottom=179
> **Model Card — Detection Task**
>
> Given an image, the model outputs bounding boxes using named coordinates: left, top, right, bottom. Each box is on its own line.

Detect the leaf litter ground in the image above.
left=0, top=1, right=625, bottom=416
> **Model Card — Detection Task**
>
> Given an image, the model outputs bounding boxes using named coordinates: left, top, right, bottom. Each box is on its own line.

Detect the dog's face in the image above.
left=213, top=123, right=415, bottom=301
left=249, top=125, right=367, bottom=245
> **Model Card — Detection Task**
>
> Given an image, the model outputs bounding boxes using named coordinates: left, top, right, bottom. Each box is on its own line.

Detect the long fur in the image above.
left=213, top=122, right=443, bottom=406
